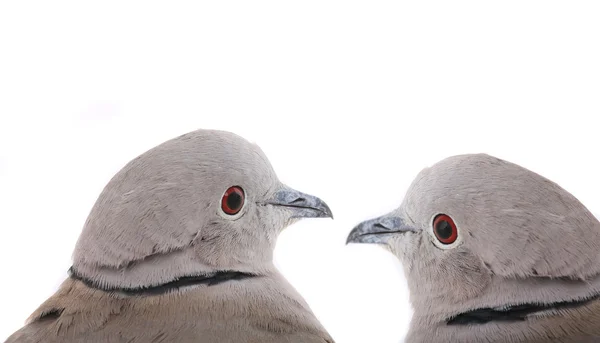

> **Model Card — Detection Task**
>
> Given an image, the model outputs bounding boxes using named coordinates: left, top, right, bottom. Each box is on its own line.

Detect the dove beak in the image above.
left=263, top=188, right=333, bottom=219
left=346, top=215, right=416, bottom=244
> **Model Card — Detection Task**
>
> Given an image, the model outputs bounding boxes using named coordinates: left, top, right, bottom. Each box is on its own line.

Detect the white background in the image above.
left=1, top=1, right=599, bottom=342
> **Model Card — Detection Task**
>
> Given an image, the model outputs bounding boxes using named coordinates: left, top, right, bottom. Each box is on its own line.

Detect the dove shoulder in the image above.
left=5, top=275, right=333, bottom=343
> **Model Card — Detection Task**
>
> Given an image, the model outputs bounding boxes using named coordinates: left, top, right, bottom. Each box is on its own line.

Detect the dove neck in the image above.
left=68, top=266, right=259, bottom=296
left=408, top=292, right=600, bottom=343
left=446, top=291, right=600, bottom=325
left=70, top=246, right=277, bottom=291
left=410, top=273, right=600, bottom=330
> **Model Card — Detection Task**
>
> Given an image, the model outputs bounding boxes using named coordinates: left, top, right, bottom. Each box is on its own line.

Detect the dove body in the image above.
left=348, top=154, right=600, bottom=342
left=7, top=129, right=333, bottom=343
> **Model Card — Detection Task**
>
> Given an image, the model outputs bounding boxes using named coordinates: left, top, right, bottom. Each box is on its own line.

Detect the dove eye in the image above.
left=432, top=214, right=458, bottom=245
left=221, top=186, right=245, bottom=215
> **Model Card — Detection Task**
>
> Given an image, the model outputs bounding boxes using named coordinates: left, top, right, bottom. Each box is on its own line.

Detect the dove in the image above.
left=347, top=153, right=600, bottom=343
left=6, top=129, right=334, bottom=343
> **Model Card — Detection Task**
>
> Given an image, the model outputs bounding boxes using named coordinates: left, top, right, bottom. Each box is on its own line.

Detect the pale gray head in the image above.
left=348, top=154, right=600, bottom=339
left=72, top=129, right=332, bottom=289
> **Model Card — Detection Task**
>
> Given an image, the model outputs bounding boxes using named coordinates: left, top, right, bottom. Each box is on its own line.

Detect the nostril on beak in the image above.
left=374, top=222, right=389, bottom=230
left=290, top=197, right=306, bottom=205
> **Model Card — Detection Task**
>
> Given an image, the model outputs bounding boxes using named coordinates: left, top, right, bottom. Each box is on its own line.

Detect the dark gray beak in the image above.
left=346, top=215, right=416, bottom=244
left=264, top=188, right=333, bottom=219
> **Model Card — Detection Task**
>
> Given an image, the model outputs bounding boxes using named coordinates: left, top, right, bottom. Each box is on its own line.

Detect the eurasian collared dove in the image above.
left=347, top=153, right=600, bottom=343
left=6, top=129, right=334, bottom=343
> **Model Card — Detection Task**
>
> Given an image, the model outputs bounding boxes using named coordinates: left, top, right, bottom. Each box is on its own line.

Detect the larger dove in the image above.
left=6, top=129, right=334, bottom=343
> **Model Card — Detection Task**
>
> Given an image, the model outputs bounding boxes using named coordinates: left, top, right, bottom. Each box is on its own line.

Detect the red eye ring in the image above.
left=432, top=214, right=458, bottom=245
left=221, top=186, right=245, bottom=215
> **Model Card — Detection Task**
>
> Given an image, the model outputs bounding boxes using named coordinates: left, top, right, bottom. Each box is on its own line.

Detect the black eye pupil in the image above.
left=226, top=191, right=242, bottom=210
left=435, top=220, right=453, bottom=239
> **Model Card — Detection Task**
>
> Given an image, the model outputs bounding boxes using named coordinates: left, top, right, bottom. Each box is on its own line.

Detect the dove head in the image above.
left=72, top=129, right=332, bottom=289
left=348, top=154, right=600, bottom=333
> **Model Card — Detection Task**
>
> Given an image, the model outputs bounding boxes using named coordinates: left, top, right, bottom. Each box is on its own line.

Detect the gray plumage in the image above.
left=348, top=153, right=600, bottom=342
left=6, top=129, right=334, bottom=343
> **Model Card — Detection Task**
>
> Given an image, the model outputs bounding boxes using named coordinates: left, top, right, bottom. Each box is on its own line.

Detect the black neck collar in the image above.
left=447, top=292, right=600, bottom=325
left=69, top=267, right=258, bottom=296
